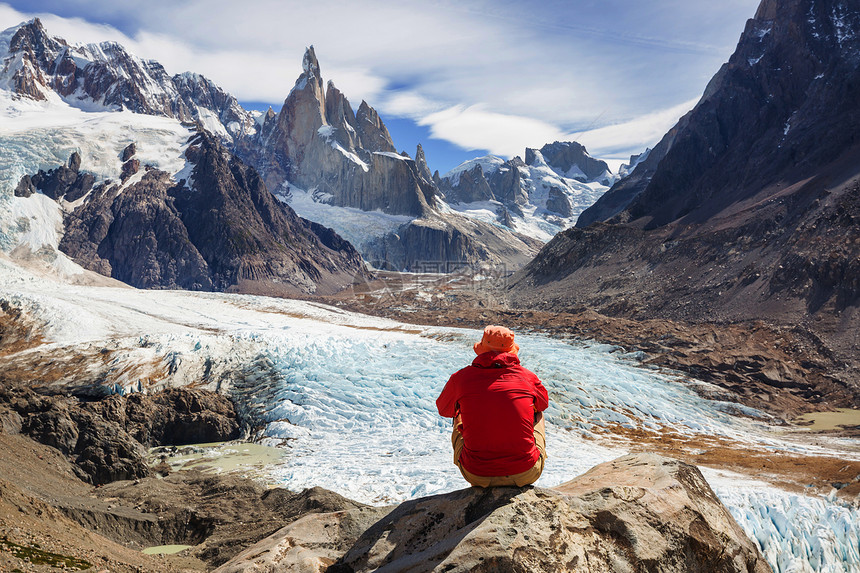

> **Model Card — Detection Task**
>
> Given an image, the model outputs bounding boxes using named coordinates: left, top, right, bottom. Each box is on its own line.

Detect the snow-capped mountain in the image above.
left=1, top=19, right=255, bottom=140
left=236, top=46, right=543, bottom=271
left=437, top=142, right=615, bottom=242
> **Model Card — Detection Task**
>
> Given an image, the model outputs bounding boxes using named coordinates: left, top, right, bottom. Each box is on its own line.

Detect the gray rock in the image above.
left=68, top=151, right=81, bottom=172
left=120, top=143, right=136, bottom=162
left=447, top=165, right=494, bottom=204
left=216, top=454, right=770, bottom=573
left=333, top=453, right=770, bottom=573
left=489, top=157, right=529, bottom=206
left=14, top=175, right=35, bottom=198
left=546, top=185, right=573, bottom=217
left=0, top=383, right=246, bottom=485
left=0, top=407, right=22, bottom=434
left=214, top=506, right=392, bottom=573
left=531, top=141, right=610, bottom=182
left=368, top=213, right=542, bottom=272
left=120, top=158, right=139, bottom=181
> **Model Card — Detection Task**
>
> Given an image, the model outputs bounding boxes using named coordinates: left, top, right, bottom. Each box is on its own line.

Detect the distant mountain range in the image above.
left=511, top=0, right=860, bottom=388
left=0, top=19, right=620, bottom=286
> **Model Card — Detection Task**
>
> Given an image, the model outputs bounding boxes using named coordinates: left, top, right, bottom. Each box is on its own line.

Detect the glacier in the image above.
left=0, top=258, right=858, bottom=572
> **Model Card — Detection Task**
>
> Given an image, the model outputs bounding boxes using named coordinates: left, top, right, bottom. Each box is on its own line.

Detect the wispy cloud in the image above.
left=574, top=98, right=699, bottom=161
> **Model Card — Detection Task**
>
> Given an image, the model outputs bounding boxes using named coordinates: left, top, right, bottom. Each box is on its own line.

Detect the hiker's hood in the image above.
left=472, top=351, right=521, bottom=368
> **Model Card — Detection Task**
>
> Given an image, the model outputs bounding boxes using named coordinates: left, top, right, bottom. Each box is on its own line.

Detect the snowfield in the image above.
left=0, top=259, right=858, bottom=572
left=0, top=89, right=193, bottom=257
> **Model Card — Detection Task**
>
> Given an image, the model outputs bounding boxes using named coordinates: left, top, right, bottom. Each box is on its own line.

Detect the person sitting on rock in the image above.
left=437, top=325, right=548, bottom=487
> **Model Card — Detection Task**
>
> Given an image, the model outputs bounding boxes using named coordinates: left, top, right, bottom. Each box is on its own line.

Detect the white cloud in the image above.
left=574, top=98, right=699, bottom=161
left=419, top=105, right=566, bottom=158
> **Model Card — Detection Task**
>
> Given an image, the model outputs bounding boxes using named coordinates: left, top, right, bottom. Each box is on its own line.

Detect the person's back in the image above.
left=437, top=325, right=548, bottom=487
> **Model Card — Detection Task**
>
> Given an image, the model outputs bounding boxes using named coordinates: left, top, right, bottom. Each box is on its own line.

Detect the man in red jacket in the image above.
left=437, top=325, right=548, bottom=487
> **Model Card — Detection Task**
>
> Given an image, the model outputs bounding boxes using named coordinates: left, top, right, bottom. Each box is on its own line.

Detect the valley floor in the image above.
left=1, top=259, right=859, bottom=572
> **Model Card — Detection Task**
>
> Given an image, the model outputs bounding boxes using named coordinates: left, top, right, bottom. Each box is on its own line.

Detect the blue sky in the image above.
left=0, top=0, right=760, bottom=173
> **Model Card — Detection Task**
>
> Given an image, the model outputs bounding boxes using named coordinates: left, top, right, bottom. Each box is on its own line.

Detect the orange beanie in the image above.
left=473, top=325, right=519, bottom=355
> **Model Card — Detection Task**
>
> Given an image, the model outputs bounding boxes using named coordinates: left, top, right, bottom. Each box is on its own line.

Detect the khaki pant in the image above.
left=451, top=413, right=547, bottom=488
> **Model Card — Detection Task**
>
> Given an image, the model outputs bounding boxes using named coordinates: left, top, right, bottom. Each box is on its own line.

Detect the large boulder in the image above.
left=216, top=453, right=771, bottom=573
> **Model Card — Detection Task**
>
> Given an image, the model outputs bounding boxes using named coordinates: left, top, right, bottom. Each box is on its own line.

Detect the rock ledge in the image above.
left=219, top=453, right=771, bottom=573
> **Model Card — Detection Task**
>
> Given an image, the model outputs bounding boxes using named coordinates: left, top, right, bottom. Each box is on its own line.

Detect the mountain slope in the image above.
left=510, top=0, right=860, bottom=386
left=1, top=20, right=542, bottom=274
left=0, top=18, right=255, bottom=141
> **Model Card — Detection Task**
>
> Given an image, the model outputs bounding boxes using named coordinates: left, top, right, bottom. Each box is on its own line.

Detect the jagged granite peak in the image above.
left=243, top=49, right=430, bottom=217
left=324, top=80, right=360, bottom=150
left=355, top=100, right=397, bottom=153
left=53, top=131, right=365, bottom=294
left=414, top=143, right=434, bottom=185
left=302, top=45, right=321, bottom=78
left=9, top=18, right=65, bottom=70
left=172, top=72, right=255, bottom=138
left=512, top=0, right=860, bottom=385
left=443, top=164, right=494, bottom=203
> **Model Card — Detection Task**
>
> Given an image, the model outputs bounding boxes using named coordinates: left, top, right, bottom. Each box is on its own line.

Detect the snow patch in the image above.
left=330, top=141, right=369, bottom=172
left=443, top=155, right=506, bottom=186
left=373, top=151, right=409, bottom=161
left=0, top=89, right=193, bottom=255
left=280, top=185, right=412, bottom=252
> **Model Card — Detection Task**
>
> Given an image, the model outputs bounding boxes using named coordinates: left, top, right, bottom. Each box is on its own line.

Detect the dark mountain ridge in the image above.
left=49, top=132, right=366, bottom=294
left=511, top=0, right=860, bottom=391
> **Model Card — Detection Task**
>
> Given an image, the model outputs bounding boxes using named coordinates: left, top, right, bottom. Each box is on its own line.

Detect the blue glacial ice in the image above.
left=232, top=324, right=859, bottom=572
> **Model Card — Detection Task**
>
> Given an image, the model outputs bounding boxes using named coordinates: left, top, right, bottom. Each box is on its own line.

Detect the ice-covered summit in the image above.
left=0, top=18, right=255, bottom=141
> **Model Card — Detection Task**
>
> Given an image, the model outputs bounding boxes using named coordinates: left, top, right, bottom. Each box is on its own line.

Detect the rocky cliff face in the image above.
left=51, top=131, right=365, bottom=294
left=0, top=383, right=241, bottom=485
left=581, top=0, right=860, bottom=230
left=366, top=214, right=543, bottom=272
left=218, top=454, right=771, bottom=573
left=512, top=0, right=860, bottom=386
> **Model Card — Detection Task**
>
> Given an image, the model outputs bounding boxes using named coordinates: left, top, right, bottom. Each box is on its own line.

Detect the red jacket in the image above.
left=437, top=351, right=548, bottom=477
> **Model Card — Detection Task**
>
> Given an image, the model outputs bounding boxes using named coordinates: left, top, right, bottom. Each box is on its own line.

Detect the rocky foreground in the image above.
left=221, top=454, right=770, bottom=573
left=0, top=383, right=772, bottom=572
